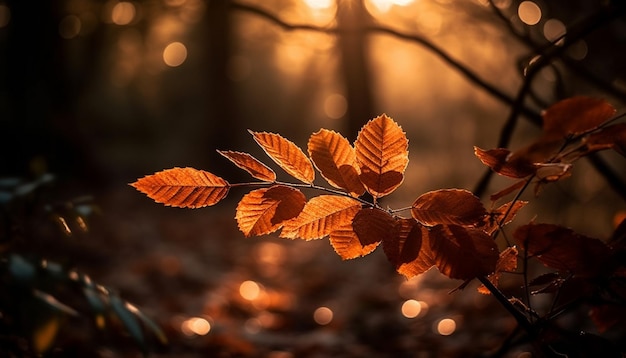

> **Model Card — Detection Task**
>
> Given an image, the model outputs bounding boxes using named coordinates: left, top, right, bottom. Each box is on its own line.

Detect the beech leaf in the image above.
left=411, top=189, right=487, bottom=227
left=583, top=123, right=626, bottom=157
left=131, top=167, right=229, bottom=208
left=382, top=219, right=434, bottom=279
left=280, top=195, right=361, bottom=240
left=542, top=96, right=616, bottom=136
left=477, top=246, right=518, bottom=294
left=514, top=223, right=613, bottom=276
left=235, top=185, right=306, bottom=237
left=474, top=147, right=536, bottom=178
left=308, top=129, right=365, bottom=197
left=482, top=200, right=528, bottom=235
left=428, top=224, right=499, bottom=280
left=355, top=114, right=409, bottom=198
left=329, top=209, right=380, bottom=260
left=352, top=208, right=396, bottom=247
left=217, top=150, right=276, bottom=182
left=250, top=130, right=315, bottom=184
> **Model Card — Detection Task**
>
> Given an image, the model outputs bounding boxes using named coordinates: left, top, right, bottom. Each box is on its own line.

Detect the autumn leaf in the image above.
left=428, top=224, right=499, bottom=280
left=582, top=123, right=626, bottom=157
left=482, top=200, right=528, bottom=235
left=217, top=150, right=276, bottom=182
left=250, top=130, right=315, bottom=184
left=474, top=147, right=536, bottom=178
left=280, top=195, right=361, bottom=240
left=329, top=208, right=382, bottom=260
left=514, top=223, right=613, bottom=276
left=478, top=246, right=518, bottom=294
left=542, top=96, right=616, bottom=137
left=235, top=185, right=306, bottom=237
left=308, top=129, right=365, bottom=197
left=382, top=218, right=434, bottom=279
left=131, top=167, right=229, bottom=208
left=355, top=114, right=409, bottom=198
left=411, top=189, right=487, bottom=227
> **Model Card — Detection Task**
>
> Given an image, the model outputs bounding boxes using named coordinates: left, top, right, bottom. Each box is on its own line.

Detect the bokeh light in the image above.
left=181, top=317, right=211, bottom=336
left=313, top=306, right=333, bottom=325
left=543, top=19, right=566, bottom=44
left=303, top=0, right=333, bottom=10
left=323, top=93, right=348, bottom=119
left=163, top=42, right=188, bottom=67
left=518, top=1, right=541, bottom=26
left=435, top=318, right=457, bottom=335
left=0, top=4, right=10, bottom=28
left=111, top=1, right=136, bottom=26
left=240, top=280, right=261, bottom=301
left=401, top=299, right=422, bottom=318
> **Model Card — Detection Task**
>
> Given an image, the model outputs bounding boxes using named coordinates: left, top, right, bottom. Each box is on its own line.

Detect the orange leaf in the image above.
left=352, top=207, right=396, bottom=247
left=131, top=167, right=229, bottom=208
left=411, top=189, right=487, bottom=227
left=308, top=129, right=365, bottom=197
left=355, top=114, right=409, bottom=198
left=478, top=246, right=518, bottom=294
left=382, top=218, right=434, bottom=279
left=474, top=147, right=536, bottom=178
left=250, top=130, right=315, bottom=184
left=217, top=150, right=276, bottom=182
left=329, top=209, right=380, bottom=260
left=235, top=185, right=306, bottom=237
left=542, top=96, right=616, bottom=136
left=428, top=224, right=499, bottom=280
left=280, top=195, right=361, bottom=240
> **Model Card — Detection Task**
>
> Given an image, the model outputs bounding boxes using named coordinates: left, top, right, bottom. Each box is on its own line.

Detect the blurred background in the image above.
left=1, top=0, right=625, bottom=356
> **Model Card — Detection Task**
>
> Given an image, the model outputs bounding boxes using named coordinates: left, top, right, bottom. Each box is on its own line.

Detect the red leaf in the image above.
left=235, top=185, right=306, bottom=237
left=411, top=189, right=487, bottom=227
left=514, top=223, right=613, bottom=276
left=474, top=147, right=536, bottom=178
left=583, top=123, right=626, bottom=157
left=428, top=224, right=499, bottom=280
left=131, top=167, right=229, bottom=208
left=542, top=96, right=616, bottom=136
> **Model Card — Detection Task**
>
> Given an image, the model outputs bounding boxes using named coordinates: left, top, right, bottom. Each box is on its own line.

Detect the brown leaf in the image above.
left=489, top=180, right=526, bottom=202
left=280, top=195, right=361, bottom=240
left=428, top=224, right=499, bottom=280
left=583, top=123, right=626, bottom=157
left=355, top=114, right=409, bottom=198
left=329, top=209, right=381, bottom=260
left=250, top=130, right=315, bottom=184
left=235, top=185, right=306, bottom=237
left=352, top=208, right=396, bottom=246
left=482, top=200, right=528, bottom=235
left=474, top=147, right=536, bottom=178
left=411, top=189, right=487, bottom=227
left=383, top=219, right=434, bottom=279
left=514, top=223, right=613, bottom=276
left=542, top=96, right=616, bottom=136
left=217, top=150, right=276, bottom=182
left=131, top=167, right=229, bottom=208
left=308, top=129, right=365, bottom=197
left=478, top=246, right=518, bottom=294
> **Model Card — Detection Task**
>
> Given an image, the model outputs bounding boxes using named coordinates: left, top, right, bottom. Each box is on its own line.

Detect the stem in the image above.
left=478, top=276, right=534, bottom=334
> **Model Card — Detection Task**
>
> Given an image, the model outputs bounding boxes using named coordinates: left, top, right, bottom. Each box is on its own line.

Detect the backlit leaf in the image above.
left=411, top=189, right=487, bottom=227
left=352, top=207, right=396, bottom=247
left=236, top=185, right=306, bottom=237
left=514, top=223, right=613, bottom=276
left=583, top=123, right=626, bottom=157
left=308, top=129, right=365, bottom=197
left=428, top=224, right=499, bottom=280
left=217, top=150, right=276, bottom=182
left=329, top=209, right=379, bottom=260
left=131, top=167, right=229, bottom=208
left=542, top=96, right=616, bottom=136
left=355, top=114, right=409, bottom=198
left=383, top=219, right=434, bottom=279
left=478, top=246, right=518, bottom=294
left=280, top=195, right=361, bottom=240
left=250, top=130, right=315, bottom=184
left=482, top=200, right=528, bottom=235
left=474, top=147, right=536, bottom=178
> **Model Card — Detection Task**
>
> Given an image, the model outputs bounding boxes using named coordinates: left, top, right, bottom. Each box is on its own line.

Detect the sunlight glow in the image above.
left=401, top=299, right=422, bottom=318
left=313, top=306, right=333, bottom=325
left=240, top=280, right=261, bottom=301
left=111, top=1, right=136, bottom=26
left=518, top=1, right=541, bottom=26
left=366, top=0, right=415, bottom=14
left=163, top=42, right=187, bottom=67
left=181, top=317, right=211, bottom=336
left=436, top=318, right=457, bottom=335
left=303, top=0, right=333, bottom=10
